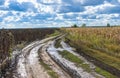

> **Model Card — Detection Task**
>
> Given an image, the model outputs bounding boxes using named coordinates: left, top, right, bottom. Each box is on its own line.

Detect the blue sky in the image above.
left=0, top=0, right=120, bottom=28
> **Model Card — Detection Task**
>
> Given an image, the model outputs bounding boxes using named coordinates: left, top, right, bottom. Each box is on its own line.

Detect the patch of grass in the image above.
left=83, top=47, right=120, bottom=70
left=95, top=67, right=117, bottom=78
left=80, top=63, right=91, bottom=72
left=59, top=50, right=91, bottom=72
left=55, top=39, right=62, bottom=48
left=59, top=50, right=117, bottom=77
left=47, top=30, right=60, bottom=37
left=40, top=60, right=58, bottom=78
left=59, top=50, right=83, bottom=64
left=15, top=42, right=26, bottom=50
left=47, top=71, right=58, bottom=78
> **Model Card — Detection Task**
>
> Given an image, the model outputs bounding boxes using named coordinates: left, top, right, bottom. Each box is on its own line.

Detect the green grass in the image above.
left=59, top=50, right=117, bottom=77
left=40, top=60, right=58, bottom=78
left=55, top=39, right=62, bottom=48
left=47, top=30, right=60, bottom=37
left=59, top=50, right=83, bottom=64
left=95, top=67, right=117, bottom=78
left=80, top=63, right=91, bottom=72
left=82, top=47, right=120, bottom=70
left=59, top=50, right=91, bottom=72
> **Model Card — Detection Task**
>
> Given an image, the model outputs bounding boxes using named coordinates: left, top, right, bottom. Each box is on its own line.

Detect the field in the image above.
left=1, top=27, right=120, bottom=78
left=62, top=27, right=120, bottom=75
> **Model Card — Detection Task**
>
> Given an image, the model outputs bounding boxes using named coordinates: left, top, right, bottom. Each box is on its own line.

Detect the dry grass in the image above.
left=62, top=27, right=120, bottom=70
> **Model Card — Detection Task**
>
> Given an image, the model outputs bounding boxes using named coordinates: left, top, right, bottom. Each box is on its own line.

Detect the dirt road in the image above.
left=13, top=36, right=70, bottom=78
left=7, top=35, right=105, bottom=78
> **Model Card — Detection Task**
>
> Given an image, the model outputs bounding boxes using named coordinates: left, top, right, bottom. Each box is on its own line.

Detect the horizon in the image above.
left=0, top=0, right=120, bottom=28
left=1, top=25, right=120, bottom=29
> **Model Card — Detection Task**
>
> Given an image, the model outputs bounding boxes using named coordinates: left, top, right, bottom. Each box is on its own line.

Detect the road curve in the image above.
left=40, top=42, right=71, bottom=78
left=13, top=35, right=103, bottom=78
left=14, top=35, right=71, bottom=78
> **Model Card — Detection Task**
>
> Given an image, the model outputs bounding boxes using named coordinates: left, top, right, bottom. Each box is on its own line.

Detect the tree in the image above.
left=81, top=23, right=86, bottom=27
left=71, top=24, right=78, bottom=28
left=107, top=23, right=110, bottom=27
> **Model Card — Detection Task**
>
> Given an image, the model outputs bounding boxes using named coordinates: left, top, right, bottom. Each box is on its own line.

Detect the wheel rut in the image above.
left=14, top=36, right=71, bottom=78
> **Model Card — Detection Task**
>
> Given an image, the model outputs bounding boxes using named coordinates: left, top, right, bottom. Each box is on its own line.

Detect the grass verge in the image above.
left=95, top=67, right=117, bottom=78
left=63, top=28, right=120, bottom=70
left=55, top=39, right=62, bottom=48
left=59, top=50, right=117, bottom=78
left=59, top=50, right=91, bottom=72
left=46, top=30, right=60, bottom=37
left=40, top=60, right=59, bottom=78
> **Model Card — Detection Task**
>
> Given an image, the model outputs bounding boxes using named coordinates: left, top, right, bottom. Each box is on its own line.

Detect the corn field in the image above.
left=63, top=27, right=120, bottom=70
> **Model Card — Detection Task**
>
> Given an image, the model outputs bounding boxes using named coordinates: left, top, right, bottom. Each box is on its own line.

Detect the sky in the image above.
left=0, top=0, right=120, bottom=28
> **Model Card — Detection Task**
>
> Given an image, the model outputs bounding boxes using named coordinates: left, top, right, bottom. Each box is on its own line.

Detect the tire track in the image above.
left=40, top=42, right=71, bottom=78
left=15, top=35, right=71, bottom=78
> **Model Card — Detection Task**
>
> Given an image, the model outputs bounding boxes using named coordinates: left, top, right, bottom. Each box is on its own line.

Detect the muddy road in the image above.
left=12, top=36, right=71, bottom=78
left=1, top=35, right=106, bottom=78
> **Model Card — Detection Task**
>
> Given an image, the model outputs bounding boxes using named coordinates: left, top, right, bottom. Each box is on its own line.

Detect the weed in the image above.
left=95, top=67, right=117, bottom=78
left=40, top=61, right=58, bottom=78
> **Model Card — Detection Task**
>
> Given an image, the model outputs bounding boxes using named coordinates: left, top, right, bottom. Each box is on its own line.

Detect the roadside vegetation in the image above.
left=95, top=67, right=116, bottom=78
left=59, top=50, right=116, bottom=78
left=46, top=30, right=60, bottom=37
left=40, top=59, right=59, bottom=78
left=55, top=39, right=62, bottom=48
left=61, top=27, right=120, bottom=77
left=47, top=30, right=63, bottom=48
left=59, top=50, right=90, bottom=72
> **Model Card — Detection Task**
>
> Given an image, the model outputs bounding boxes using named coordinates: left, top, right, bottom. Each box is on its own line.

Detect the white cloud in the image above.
left=84, top=1, right=115, bottom=14
left=0, top=0, right=120, bottom=28
left=76, top=17, right=83, bottom=20
left=2, top=16, right=20, bottom=23
left=16, top=0, right=61, bottom=14
left=0, top=11, right=8, bottom=17
left=16, top=0, right=39, bottom=8
left=19, top=11, right=37, bottom=17
left=118, top=0, right=120, bottom=3
left=3, top=16, right=14, bottom=22
left=0, top=22, right=15, bottom=28
left=55, top=14, right=64, bottom=20
left=1, top=10, right=38, bottom=24
left=17, top=0, right=36, bottom=3
left=4, top=0, right=10, bottom=7
left=96, top=14, right=119, bottom=19
left=42, top=0, right=61, bottom=4
left=38, top=5, right=54, bottom=13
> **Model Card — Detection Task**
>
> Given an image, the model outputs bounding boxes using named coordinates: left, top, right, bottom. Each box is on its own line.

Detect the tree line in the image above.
left=0, top=28, right=57, bottom=77
left=0, top=28, right=57, bottom=64
left=71, top=23, right=111, bottom=28
left=0, top=29, right=14, bottom=66
left=10, top=28, right=56, bottom=44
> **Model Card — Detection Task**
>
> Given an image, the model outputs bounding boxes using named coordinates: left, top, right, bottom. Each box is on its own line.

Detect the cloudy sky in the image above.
left=0, top=0, right=120, bottom=28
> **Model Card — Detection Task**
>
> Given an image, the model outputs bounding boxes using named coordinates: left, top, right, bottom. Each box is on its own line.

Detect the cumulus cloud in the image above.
left=58, top=0, right=85, bottom=13
left=84, top=1, right=115, bottom=14
left=0, top=0, right=120, bottom=28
